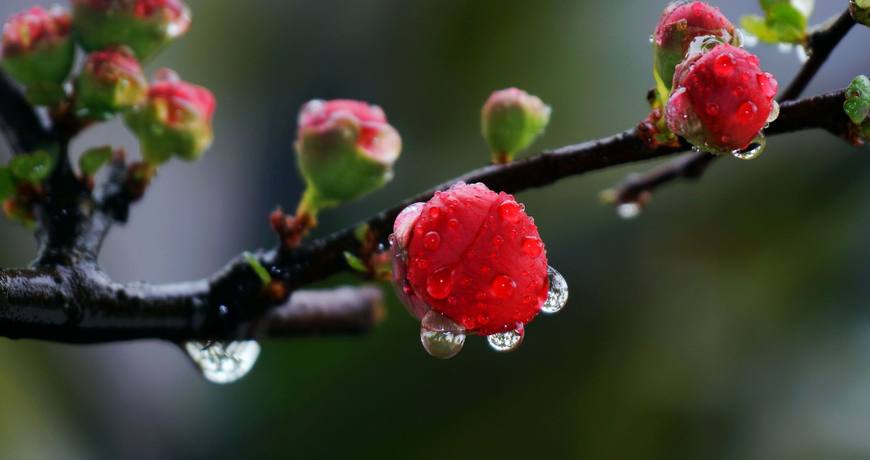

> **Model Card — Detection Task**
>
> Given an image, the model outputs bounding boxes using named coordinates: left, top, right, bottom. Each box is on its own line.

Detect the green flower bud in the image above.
left=852, top=0, right=870, bottom=28
left=72, top=0, right=191, bottom=61
left=481, top=88, right=550, bottom=164
left=76, top=46, right=147, bottom=119
left=1, top=6, right=74, bottom=106
left=124, top=69, right=215, bottom=164
left=295, top=99, right=402, bottom=213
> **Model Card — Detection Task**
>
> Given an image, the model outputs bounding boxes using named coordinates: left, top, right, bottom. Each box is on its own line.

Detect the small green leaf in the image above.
left=0, top=168, right=14, bottom=200
left=845, top=75, right=870, bottom=125
left=742, top=0, right=811, bottom=44
left=10, top=150, right=54, bottom=184
left=343, top=251, right=369, bottom=273
left=79, top=146, right=113, bottom=176
left=243, top=251, right=272, bottom=286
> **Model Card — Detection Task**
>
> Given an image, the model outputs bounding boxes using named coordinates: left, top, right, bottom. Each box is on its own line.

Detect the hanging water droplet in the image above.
left=420, top=311, right=465, bottom=359
left=541, top=266, right=568, bottom=314
left=731, top=135, right=766, bottom=160
left=487, top=324, right=525, bottom=352
left=184, top=340, right=261, bottom=384
left=616, top=202, right=641, bottom=220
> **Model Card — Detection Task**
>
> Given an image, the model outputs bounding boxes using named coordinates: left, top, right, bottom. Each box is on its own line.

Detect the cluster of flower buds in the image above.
left=1, top=6, right=74, bottom=105
left=652, top=1, right=779, bottom=156
left=390, top=182, right=567, bottom=358
left=294, top=99, right=401, bottom=215
left=481, top=88, right=551, bottom=164
left=0, top=1, right=214, bottom=165
left=71, top=0, right=191, bottom=60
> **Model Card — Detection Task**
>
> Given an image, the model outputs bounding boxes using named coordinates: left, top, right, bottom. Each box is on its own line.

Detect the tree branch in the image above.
left=604, top=9, right=856, bottom=209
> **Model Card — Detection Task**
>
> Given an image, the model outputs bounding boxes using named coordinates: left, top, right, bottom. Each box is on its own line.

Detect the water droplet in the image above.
left=423, top=231, right=441, bottom=250
left=492, top=235, right=505, bottom=247
left=426, top=267, right=454, bottom=299
left=428, top=206, right=442, bottom=220
left=487, top=324, right=525, bottom=352
left=420, top=311, right=465, bottom=359
left=766, top=100, right=780, bottom=124
left=616, top=202, right=641, bottom=220
left=184, top=341, right=261, bottom=384
left=735, top=101, right=757, bottom=123
left=731, top=135, right=766, bottom=160
left=479, top=265, right=491, bottom=275
left=498, top=200, right=522, bottom=223
left=489, top=274, right=515, bottom=299
left=448, top=218, right=460, bottom=229
left=521, top=236, right=543, bottom=258
left=705, top=103, right=720, bottom=116
left=542, top=266, right=568, bottom=314
left=413, top=257, right=429, bottom=270
left=713, top=53, right=734, bottom=78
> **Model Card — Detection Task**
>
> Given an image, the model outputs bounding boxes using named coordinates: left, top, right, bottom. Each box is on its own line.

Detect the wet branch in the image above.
left=604, top=9, right=856, bottom=209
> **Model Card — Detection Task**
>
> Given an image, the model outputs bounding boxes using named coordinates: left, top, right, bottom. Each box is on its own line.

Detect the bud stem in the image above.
left=491, top=151, right=512, bottom=165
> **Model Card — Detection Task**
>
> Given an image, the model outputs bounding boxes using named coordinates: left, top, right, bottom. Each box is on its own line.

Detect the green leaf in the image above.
left=343, top=251, right=369, bottom=273
left=845, top=76, right=870, bottom=125
left=742, top=0, right=811, bottom=44
left=79, top=146, right=113, bottom=176
left=0, top=168, right=15, bottom=200
left=243, top=251, right=272, bottom=286
left=9, top=150, right=54, bottom=184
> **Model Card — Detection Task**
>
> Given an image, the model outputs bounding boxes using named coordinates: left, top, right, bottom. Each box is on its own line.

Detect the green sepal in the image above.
left=10, top=150, right=55, bottom=184
left=124, top=102, right=213, bottom=165
left=72, top=6, right=186, bottom=61
left=296, top=119, right=392, bottom=211
left=1, top=39, right=74, bottom=106
left=0, top=168, right=15, bottom=200
left=79, top=146, right=113, bottom=176
left=75, top=64, right=148, bottom=119
left=343, top=251, right=368, bottom=274
left=482, top=101, right=550, bottom=159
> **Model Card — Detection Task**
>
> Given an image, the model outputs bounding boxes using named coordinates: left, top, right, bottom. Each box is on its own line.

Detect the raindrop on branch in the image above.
left=184, top=340, right=261, bottom=384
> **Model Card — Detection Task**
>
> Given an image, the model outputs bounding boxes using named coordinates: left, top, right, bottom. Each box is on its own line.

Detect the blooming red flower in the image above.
left=666, top=43, right=778, bottom=152
left=1, top=6, right=71, bottom=56
left=391, top=182, right=549, bottom=336
left=85, top=47, right=143, bottom=82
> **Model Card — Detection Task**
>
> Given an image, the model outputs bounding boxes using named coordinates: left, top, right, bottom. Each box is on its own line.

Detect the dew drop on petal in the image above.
left=541, top=266, right=569, bottom=314
left=420, top=311, right=465, bottom=359
left=487, top=324, right=525, bottom=352
left=731, top=135, right=766, bottom=160
left=705, top=103, right=719, bottom=116
left=735, top=101, right=757, bottom=123
left=498, top=200, right=522, bottom=223
left=426, top=267, right=454, bottom=299
left=492, top=235, right=505, bottom=247
left=489, top=274, right=516, bottom=299
left=521, top=236, right=543, bottom=258
left=713, top=53, right=734, bottom=78
left=428, top=206, right=442, bottom=220
left=423, top=231, right=441, bottom=250
left=184, top=340, right=261, bottom=384
left=448, top=218, right=460, bottom=229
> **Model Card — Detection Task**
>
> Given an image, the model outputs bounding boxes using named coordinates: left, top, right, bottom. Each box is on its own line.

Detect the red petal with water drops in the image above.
left=402, top=182, right=549, bottom=335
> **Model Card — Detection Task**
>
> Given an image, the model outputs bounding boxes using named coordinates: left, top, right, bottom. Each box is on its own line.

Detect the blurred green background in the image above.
left=1, top=1, right=869, bottom=459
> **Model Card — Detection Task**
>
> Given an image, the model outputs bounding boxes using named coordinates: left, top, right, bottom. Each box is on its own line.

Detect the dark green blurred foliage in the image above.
left=0, top=1, right=868, bottom=459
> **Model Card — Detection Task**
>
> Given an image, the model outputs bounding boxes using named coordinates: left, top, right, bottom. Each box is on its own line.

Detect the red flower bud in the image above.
left=295, top=99, right=401, bottom=211
left=124, top=69, right=215, bottom=164
left=76, top=46, right=148, bottom=117
left=666, top=42, right=779, bottom=154
left=1, top=6, right=74, bottom=104
left=72, top=0, right=190, bottom=60
left=391, top=183, right=566, bottom=358
left=653, top=1, right=738, bottom=101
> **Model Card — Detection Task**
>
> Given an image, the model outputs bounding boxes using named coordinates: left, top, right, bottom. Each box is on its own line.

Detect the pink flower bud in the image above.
left=72, top=0, right=191, bottom=60
left=295, top=99, right=401, bottom=210
left=124, top=69, right=215, bottom=164
left=1, top=6, right=74, bottom=104
left=76, top=46, right=147, bottom=118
